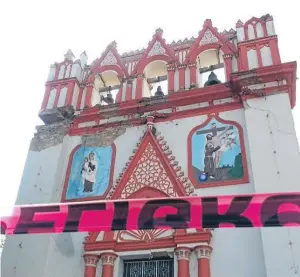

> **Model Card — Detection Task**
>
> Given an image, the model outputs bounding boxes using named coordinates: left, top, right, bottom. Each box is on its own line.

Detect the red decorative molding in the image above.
left=185, top=19, right=236, bottom=64
left=84, top=230, right=212, bottom=252
left=133, top=28, right=178, bottom=75
left=117, top=229, right=173, bottom=242
left=107, top=129, right=193, bottom=199
left=61, top=143, right=116, bottom=202
left=90, top=41, right=129, bottom=78
left=187, top=113, right=249, bottom=188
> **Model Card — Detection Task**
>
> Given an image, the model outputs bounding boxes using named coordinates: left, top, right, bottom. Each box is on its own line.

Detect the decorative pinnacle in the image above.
left=204, top=19, right=212, bottom=27
left=155, top=27, right=163, bottom=35
left=109, top=41, right=117, bottom=48
left=64, top=49, right=75, bottom=61
left=236, top=20, right=244, bottom=27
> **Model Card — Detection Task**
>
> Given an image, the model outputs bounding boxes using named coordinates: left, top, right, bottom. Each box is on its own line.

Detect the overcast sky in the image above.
left=0, top=0, right=299, bottom=216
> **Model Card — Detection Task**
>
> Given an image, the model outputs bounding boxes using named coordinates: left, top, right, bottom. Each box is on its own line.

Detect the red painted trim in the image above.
left=89, top=64, right=126, bottom=82
left=179, top=67, right=186, bottom=90
left=168, top=69, right=175, bottom=92
left=128, top=186, right=169, bottom=199
left=188, top=43, right=231, bottom=64
left=187, top=114, right=249, bottom=188
left=133, top=31, right=178, bottom=75
left=41, top=86, right=51, bottom=110
left=135, top=76, right=143, bottom=99
left=189, top=65, right=197, bottom=86
left=85, top=86, right=93, bottom=108
left=256, top=44, right=263, bottom=68
left=77, top=87, right=83, bottom=110
left=66, top=81, right=75, bottom=106
left=68, top=62, right=296, bottom=135
left=46, top=77, right=81, bottom=87
left=53, top=84, right=62, bottom=107
left=69, top=103, right=243, bottom=136
left=186, top=20, right=236, bottom=64
left=61, top=143, right=116, bottom=203
left=223, top=56, right=232, bottom=82
left=136, top=55, right=171, bottom=75
left=244, top=17, right=267, bottom=40
left=111, top=130, right=186, bottom=199
left=84, top=231, right=211, bottom=252
left=125, top=83, right=132, bottom=101
left=91, top=44, right=129, bottom=78
left=115, top=85, right=122, bottom=103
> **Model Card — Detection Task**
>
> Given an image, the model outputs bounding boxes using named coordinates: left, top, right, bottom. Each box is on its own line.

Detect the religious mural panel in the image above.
left=189, top=116, right=246, bottom=186
left=64, top=145, right=114, bottom=200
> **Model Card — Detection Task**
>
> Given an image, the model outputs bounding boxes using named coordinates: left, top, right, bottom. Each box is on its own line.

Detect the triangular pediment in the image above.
left=108, top=129, right=193, bottom=200
left=199, top=29, right=219, bottom=46
left=92, top=41, right=129, bottom=77
left=132, top=28, right=178, bottom=74
left=147, top=40, right=167, bottom=57
left=185, top=19, right=236, bottom=63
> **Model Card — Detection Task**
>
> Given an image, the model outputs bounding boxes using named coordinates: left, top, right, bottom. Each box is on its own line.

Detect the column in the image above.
left=223, top=54, right=233, bottom=82
left=66, top=81, right=76, bottom=106
left=135, top=75, right=144, bottom=99
left=84, top=254, right=100, bottom=277
left=167, top=66, right=175, bottom=92
left=41, top=86, right=51, bottom=110
left=100, top=252, right=118, bottom=277
left=188, top=63, right=197, bottom=88
left=175, top=247, right=191, bottom=277
left=85, top=83, right=94, bottom=107
left=178, top=66, right=186, bottom=90
left=194, top=245, right=212, bottom=277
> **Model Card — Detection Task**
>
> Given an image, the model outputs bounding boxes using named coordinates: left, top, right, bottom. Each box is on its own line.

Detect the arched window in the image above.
left=92, top=70, right=121, bottom=106
left=196, top=49, right=225, bottom=88
left=143, top=60, right=168, bottom=97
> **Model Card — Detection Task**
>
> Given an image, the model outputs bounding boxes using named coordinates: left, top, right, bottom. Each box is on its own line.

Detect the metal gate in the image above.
left=123, top=259, right=173, bottom=277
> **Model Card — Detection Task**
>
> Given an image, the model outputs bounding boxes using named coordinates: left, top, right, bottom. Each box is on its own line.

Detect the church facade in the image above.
left=2, top=14, right=300, bottom=277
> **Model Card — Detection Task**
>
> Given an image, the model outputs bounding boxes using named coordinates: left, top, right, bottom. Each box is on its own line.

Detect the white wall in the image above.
left=244, top=93, right=300, bottom=277
left=2, top=93, right=300, bottom=277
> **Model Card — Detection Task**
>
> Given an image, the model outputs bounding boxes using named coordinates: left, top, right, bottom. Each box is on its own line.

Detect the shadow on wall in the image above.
left=53, top=233, right=75, bottom=257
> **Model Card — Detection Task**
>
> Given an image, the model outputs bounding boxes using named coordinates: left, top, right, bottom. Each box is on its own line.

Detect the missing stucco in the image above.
left=82, top=126, right=126, bottom=147
left=30, top=120, right=71, bottom=152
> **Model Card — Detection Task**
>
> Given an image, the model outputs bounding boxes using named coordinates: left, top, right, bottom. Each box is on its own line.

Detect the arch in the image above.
left=135, top=54, right=172, bottom=75
left=187, top=43, right=231, bottom=64
left=128, top=186, right=169, bottom=199
left=61, top=143, right=116, bottom=202
left=244, top=17, right=267, bottom=40
left=187, top=114, right=249, bottom=188
left=88, top=65, right=125, bottom=83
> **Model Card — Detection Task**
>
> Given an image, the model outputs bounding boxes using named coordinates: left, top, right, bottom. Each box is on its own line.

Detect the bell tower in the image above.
left=1, top=14, right=300, bottom=277
left=40, top=49, right=88, bottom=124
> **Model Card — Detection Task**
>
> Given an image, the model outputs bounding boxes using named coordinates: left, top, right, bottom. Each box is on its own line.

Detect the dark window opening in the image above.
left=123, top=258, right=174, bottom=277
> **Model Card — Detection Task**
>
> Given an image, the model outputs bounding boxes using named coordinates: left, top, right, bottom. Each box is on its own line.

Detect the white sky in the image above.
left=0, top=0, right=299, bottom=216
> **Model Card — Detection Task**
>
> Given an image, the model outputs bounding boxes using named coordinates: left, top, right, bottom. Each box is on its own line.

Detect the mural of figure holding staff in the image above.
left=191, top=118, right=244, bottom=184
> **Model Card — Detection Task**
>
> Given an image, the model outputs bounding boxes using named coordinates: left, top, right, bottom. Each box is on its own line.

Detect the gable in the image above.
left=109, top=128, right=193, bottom=199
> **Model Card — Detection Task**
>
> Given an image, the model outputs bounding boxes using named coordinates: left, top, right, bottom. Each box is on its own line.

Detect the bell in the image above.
left=105, top=93, right=114, bottom=105
left=204, top=71, right=222, bottom=87
left=101, top=86, right=114, bottom=105
left=155, top=85, right=164, bottom=96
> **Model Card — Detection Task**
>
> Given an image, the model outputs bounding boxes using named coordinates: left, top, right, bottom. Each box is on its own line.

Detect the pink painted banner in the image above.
left=1, top=192, right=300, bottom=235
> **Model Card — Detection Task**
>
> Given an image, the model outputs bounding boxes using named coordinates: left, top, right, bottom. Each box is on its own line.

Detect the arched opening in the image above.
left=196, top=49, right=225, bottom=88
left=143, top=60, right=168, bottom=97
left=128, top=187, right=169, bottom=199
left=91, top=70, right=121, bottom=106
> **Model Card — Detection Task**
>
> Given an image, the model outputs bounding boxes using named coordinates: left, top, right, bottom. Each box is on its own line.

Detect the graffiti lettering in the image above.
left=1, top=193, right=299, bottom=236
